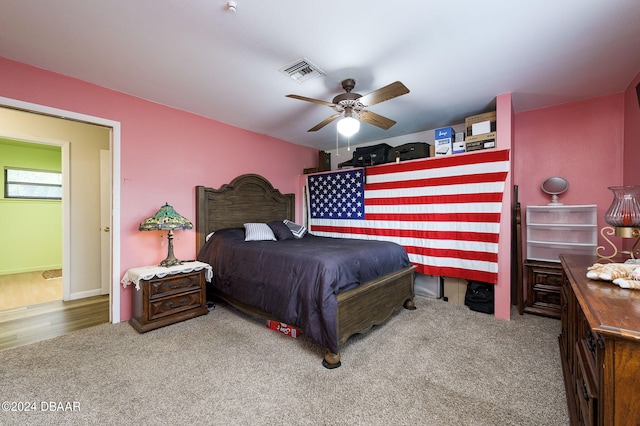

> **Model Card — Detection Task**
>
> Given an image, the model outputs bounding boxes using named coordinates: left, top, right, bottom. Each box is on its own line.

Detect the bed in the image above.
left=195, top=174, right=416, bottom=368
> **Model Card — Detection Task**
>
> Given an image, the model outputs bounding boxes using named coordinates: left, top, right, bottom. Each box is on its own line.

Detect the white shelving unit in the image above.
left=526, top=204, right=597, bottom=263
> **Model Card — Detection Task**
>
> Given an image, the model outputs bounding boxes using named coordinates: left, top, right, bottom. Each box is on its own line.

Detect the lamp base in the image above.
left=158, top=230, right=184, bottom=268
left=596, top=226, right=640, bottom=261
left=159, top=256, right=183, bottom=268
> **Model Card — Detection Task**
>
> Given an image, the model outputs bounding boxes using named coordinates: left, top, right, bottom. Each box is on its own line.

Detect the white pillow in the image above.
left=283, top=219, right=307, bottom=239
left=244, top=223, right=276, bottom=241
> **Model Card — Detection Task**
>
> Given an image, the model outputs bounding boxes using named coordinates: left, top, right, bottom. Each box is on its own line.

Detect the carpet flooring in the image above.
left=0, top=296, right=568, bottom=425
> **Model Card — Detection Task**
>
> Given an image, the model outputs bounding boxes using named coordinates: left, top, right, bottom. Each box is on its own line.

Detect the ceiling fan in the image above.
left=286, top=79, right=410, bottom=134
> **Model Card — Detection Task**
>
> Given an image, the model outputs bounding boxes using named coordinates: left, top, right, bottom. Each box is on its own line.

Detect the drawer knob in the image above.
left=586, top=331, right=596, bottom=353
left=168, top=279, right=189, bottom=289
left=581, top=381, right=590, bottom=401
left=166, top=298, right=188, bottom=309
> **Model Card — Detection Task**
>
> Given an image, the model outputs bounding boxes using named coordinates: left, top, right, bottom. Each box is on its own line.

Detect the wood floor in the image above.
left=0, top=270, right=63, bottom=311
left=0, top=271, right=110, bottom=351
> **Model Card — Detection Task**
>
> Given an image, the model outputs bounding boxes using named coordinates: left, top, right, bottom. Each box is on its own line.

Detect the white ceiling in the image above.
left=1, top=1, right=639, bottom=151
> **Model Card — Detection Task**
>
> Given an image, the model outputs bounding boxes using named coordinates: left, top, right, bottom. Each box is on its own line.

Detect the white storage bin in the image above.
left=527, top=224, right=597, bottom=244
left=414, top=273, right=442, bottom=299
left=527, top=205, right=597, bottom=225
left=526, top=204, right=598, bottom=263
left=527, top=241, right=596, bottom=263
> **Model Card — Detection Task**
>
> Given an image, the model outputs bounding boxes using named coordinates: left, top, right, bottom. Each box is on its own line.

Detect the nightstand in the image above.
left=123, top=261, right=212, bottom=333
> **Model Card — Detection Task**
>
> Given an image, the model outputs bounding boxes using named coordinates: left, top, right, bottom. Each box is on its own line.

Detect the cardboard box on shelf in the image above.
left=434, top=138, right=452, bottom=156
left=472, top=120, right=491, bottom=136
left=434, top=127, right=455, bottom=140
left=465, top=131, right=497, bottom=143
left=466, top=139, right=496, bottom=152
left=483, top=140, right=496, bottom=149
left=465, top=111, right=496, bottom=136
left=452, top=141, right=466, bottom=154
left=466, top=141, right=483, bottom=152
left=465, top=131, right=496, bottom=152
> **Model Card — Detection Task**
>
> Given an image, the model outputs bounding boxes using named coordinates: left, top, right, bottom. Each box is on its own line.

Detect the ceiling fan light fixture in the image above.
left=337, top=115, right=360, bottom=137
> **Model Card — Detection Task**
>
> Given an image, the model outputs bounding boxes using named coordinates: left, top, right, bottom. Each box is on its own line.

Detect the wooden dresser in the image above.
left=559, top=254, right=640, bottom=425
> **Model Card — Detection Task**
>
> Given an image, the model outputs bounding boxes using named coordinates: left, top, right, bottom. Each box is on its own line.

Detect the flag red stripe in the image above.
left=365, top=212, right=501, bottom=223
left=310, top=224, right=500, bottom=243
left=404, top=246, right=498, bottom=262
left=366, top=172, right=508, bottom=191
left=414, top=265, right=498, bottom=284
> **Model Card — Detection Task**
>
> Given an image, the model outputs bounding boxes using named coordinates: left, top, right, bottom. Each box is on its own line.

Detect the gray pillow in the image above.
left=243, top=223, right=276, bottom=241
left=283, top=219, right=307, bottom=239
left=267, top=220, right=295, bottom=240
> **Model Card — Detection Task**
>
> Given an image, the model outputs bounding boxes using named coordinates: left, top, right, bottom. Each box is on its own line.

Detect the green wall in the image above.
left=0, top=139, right=62, bottom=274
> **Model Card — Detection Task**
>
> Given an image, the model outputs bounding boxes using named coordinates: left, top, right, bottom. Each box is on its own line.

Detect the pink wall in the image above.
left=0, top=57, right=318, bottom=321
left=624, top=72, right=640, bottom=184
left=2, top=55, right=636, bottom=324
left=514, top=93, right=625, bottom=261
left=494, top=94, right=514, bottom=320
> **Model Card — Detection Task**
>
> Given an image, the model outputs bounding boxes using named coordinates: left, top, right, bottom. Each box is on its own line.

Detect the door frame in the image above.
left=0, top=96, right=122, bottom=323
left=100, top=149, right=111, bottom=295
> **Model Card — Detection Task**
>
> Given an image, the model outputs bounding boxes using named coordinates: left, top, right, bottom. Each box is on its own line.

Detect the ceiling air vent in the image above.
left=280, top=58, right=325, bottom=83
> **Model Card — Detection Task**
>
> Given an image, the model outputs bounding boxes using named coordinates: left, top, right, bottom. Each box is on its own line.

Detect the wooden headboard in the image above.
left=195, top=174, right=295, bottom=252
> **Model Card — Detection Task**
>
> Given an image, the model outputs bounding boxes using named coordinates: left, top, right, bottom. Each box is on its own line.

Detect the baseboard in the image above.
left=0, top=264, right=63, bottom=276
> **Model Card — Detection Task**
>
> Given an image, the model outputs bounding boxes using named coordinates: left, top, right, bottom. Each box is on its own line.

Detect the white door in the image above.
left=100, top=150, right=111, bottom=295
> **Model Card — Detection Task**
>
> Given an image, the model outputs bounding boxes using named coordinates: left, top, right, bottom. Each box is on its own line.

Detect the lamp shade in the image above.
left=139, top=203, right=193, bottom=231
left=604, top=186, right=640, bottom=228
left=337, top=116, right=360, bottom=137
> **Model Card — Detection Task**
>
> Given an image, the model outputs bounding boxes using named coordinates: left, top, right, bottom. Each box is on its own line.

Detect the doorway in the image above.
left=0, top=138, right=65, bottom=310
left=0, top=96, right=121, bottom=323
left=0, top=138, right=113, bottom=311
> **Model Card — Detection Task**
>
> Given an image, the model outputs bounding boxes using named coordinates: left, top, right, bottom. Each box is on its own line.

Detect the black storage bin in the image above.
left=352, top=143, right=391, bottom=167
left=387, top=142, right=430, bottom=162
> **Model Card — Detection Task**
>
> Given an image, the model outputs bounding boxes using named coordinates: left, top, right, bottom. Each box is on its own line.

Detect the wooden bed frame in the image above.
left=196, top=173, right=416, bottom=368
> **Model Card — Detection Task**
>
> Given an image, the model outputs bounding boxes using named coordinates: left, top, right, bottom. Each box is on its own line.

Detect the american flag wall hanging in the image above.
left=307, top=149, right=510, bottom=284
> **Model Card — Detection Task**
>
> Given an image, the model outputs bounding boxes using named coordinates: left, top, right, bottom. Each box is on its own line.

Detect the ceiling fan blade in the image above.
left=286, top=94, right=336, bottom=107
left=359, top=110, right=396, bottom=130
left=358, top=81, right=410, bottom=107
left=308, top=114, right=341, bottom=132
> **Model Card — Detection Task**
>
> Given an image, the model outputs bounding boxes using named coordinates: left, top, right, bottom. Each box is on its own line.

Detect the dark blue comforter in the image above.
left=197, top=228, right=412, bottom=353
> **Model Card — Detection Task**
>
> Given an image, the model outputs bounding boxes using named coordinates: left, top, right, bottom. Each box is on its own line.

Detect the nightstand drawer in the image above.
left=149, top=290, right=203, bottom=320
left=524, top=260, right=563, bottom=318
left=530, top=269, right=563, bottom=287
left=149, top=272, right=201, bottom=299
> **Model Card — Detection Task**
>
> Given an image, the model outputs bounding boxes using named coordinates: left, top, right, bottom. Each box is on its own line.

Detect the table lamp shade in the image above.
left=604, top=186, right=640, bottom=228
left=139, top=203, right=193, bottom=267
left=139, top=203, right=193, bottom=231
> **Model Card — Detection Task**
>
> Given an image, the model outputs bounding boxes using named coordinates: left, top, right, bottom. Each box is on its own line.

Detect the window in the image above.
left=4, top=167, right=62, bottom=200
